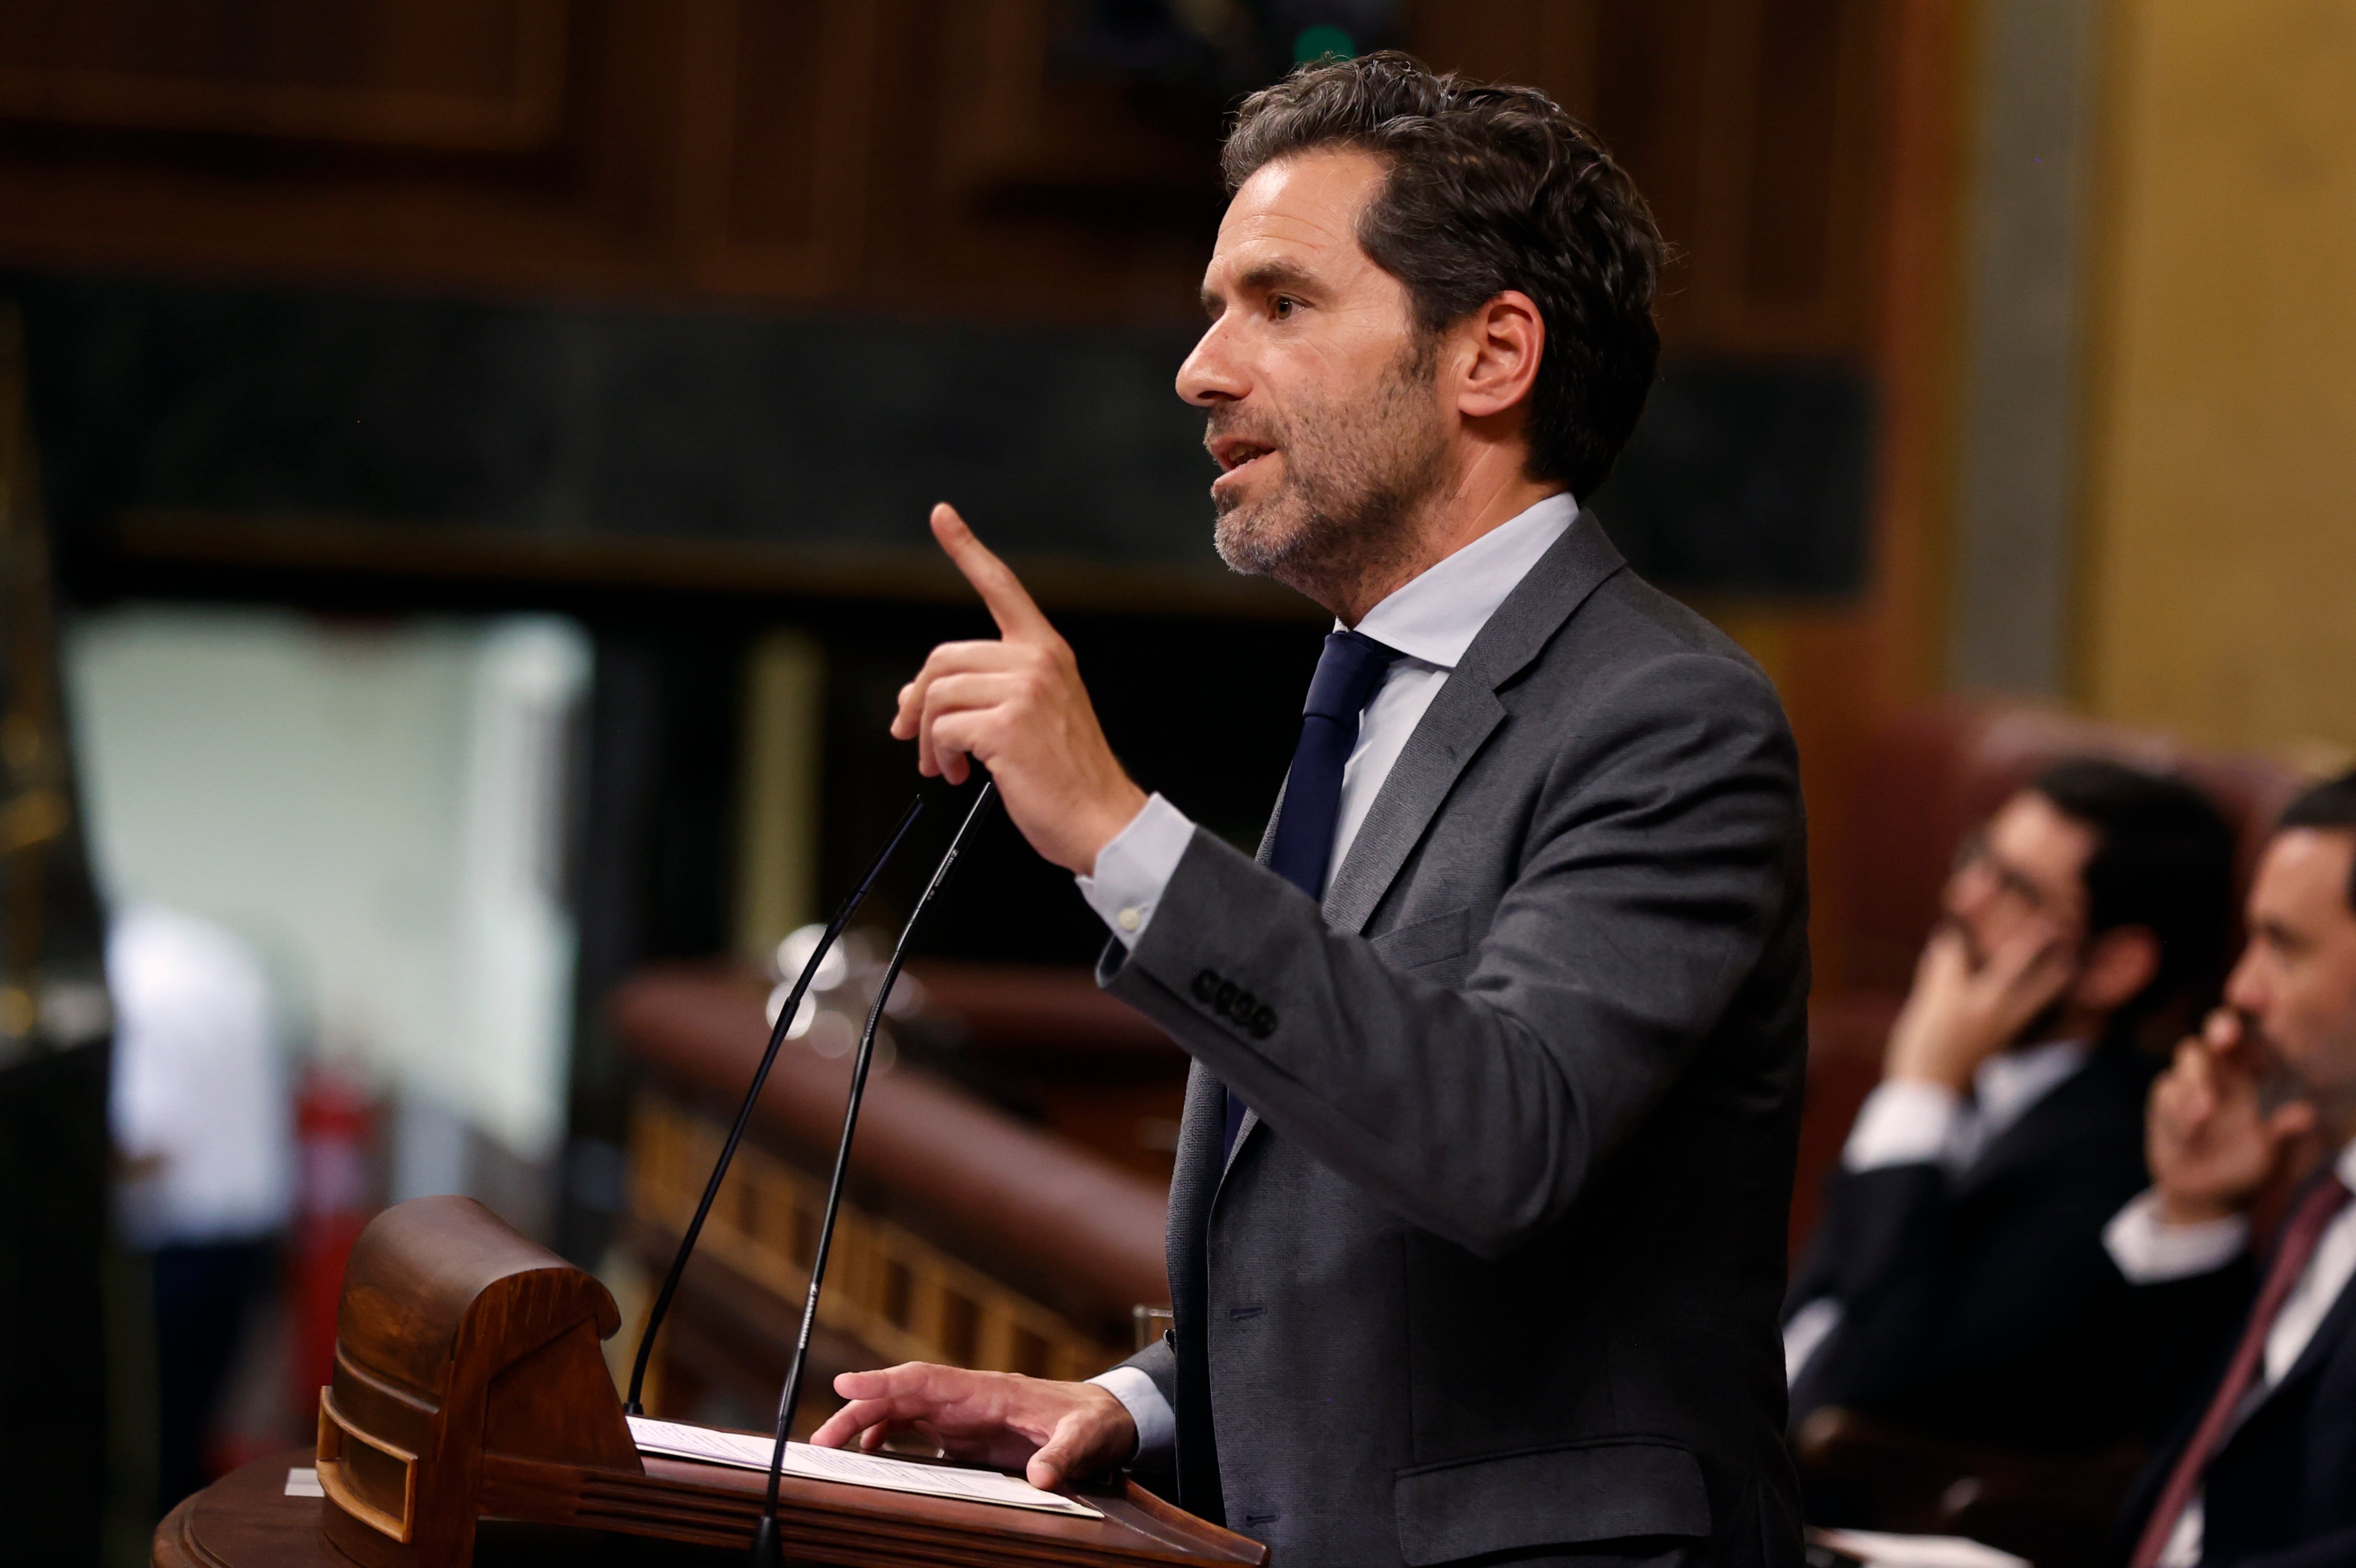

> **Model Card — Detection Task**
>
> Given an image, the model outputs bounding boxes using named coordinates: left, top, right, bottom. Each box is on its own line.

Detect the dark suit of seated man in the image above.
left=2107, top=771, right=2356, bottom=1568
left=805, top=53, right=1812, bottom=1568
left=1786, top=760, right=2235, bottom=1454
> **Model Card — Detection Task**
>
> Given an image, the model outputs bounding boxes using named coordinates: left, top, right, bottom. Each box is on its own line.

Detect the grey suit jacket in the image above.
left=1100, top=517, right=1809, bottom=1568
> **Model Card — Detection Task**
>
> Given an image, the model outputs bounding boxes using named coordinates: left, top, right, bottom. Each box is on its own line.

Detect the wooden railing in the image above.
left=611, top=963, right=1174, bottom=1424
left=632, top=1092, right=1123, bottom=1383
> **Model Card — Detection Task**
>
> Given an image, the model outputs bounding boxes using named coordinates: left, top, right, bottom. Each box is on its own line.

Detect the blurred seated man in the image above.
left=1786, top=759, right=2235, bottom=1451
left=109, top=903, right=291, bottom=1510
left=2108, top=770, right=2356, bottom=1568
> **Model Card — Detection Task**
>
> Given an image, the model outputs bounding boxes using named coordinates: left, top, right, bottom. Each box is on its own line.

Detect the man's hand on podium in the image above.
left=809, top=1362, right=1138, bottom=1489
left=892, top=504, right=1148, bottom=876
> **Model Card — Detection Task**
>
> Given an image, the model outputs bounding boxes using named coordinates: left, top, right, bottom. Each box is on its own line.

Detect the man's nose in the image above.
left=1176, top=319, right=1248, bottom=407
left=1946, top=858, right=1994, bottom=921
left=2223, top=947, right=2270, bottom=1019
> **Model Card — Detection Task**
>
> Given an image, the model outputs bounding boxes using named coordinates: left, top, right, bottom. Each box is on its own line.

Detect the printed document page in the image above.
left=627, top=1416, right=1105, bottom=1520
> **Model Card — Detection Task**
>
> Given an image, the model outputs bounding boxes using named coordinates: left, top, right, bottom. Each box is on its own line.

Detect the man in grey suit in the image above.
left=812, top=53, right=1809, bottom=1567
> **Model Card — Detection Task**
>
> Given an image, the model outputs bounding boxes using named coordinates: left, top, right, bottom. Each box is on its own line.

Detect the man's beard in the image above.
left=2017, top=997, right=2073, bottom=1049
left=1208, top=341, right=1452, bottom=608
left=2238, top=1011, right=2356, bottom=1125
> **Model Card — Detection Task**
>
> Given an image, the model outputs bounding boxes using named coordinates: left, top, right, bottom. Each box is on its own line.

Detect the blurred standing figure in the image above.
left=108, top=903, right=292, bottom=1510
left=2109, top=771, right=2356, bottom=1568
left=1785, top=760, right=2235, bottom=1450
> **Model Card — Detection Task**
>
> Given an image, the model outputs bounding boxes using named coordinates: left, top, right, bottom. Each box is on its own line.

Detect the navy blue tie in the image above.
left=1223, top=629, right=1403, bottom=1158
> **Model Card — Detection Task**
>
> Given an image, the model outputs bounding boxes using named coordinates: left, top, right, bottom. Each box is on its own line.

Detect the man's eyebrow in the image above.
left=1238, top=260, right=1319, bottom=297
left=1202, top=260, right=1321, bottom=318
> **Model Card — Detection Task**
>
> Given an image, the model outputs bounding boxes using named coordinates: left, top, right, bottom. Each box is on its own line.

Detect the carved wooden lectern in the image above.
left=296, top=1195, right=1262, bottom=1568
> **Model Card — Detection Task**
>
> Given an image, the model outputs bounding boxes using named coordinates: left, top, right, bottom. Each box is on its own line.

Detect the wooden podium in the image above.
left=161, top=1196, right=1262, bottom=1567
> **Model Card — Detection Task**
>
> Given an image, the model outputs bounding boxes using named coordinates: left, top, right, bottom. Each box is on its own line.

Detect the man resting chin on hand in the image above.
left=2105, top=772, right=2356, bottom=1568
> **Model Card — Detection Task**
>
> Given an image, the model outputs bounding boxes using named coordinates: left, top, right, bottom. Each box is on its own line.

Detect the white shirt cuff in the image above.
left=1841, top=1080, right=1965, bottom=1171
left=1087, top=1365, right=1177, bottom=1462
left=1783, top=1296, right=1845, bottom=1388
left=1075, top=793, right=1194, bottom=948
left=2103, top=1188, right=2250, bottom=1282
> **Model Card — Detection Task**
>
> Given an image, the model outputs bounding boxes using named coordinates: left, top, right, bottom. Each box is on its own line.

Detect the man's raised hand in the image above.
left=2147, top=1009, right=2316, bottom=1226
left=808, top=1363, right=1137, bottom=1491
left=1883, top=916, right=2076, bottom=1093
left=891, top=504, right=1147, bottom=875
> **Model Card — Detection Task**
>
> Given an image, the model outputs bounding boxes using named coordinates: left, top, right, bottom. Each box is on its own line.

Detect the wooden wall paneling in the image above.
left=934, top=0, right=1057, bottom=192
left=669, top=0, right=746, bottom=265
left=1789, top=0, right=1969, bottom=992
left=1742, top=0, right=1864, bottom=310
left=0, top=0, right=1887, bottom=339
left=1420, top=0, right=1965, bottom=993
left=0, top=0, right=881, bottom=301
left=1422, top=0, right=1881, bottom=361
left=675, top=0, right=880, bottom=297
left=797, top=0, right=1219, bottom=323
left=1589, top=0, right=1710, bottom=326
left=930, top=0, right=1207, bottom=208
left=1679, top=0, right=1881, bottom=357
left=1406, top=0, right=1600, bottom=118
left=1415, top=0, right=1831, bottom=353
left=566, top=1, right=703, bottom=252
left=1686, top=0, right=1770, bottom=346
left=0, top=1, right=1214, bottom=319
left=0, top=1, right=671, bottom=296
left=1771, top=0, right=1875, bottom=353
left=630, top=1094, right=1124, bottom=1384
left=0, top=0, right=571, bottom=151
left=1860, top=0, right=1967, bottom=712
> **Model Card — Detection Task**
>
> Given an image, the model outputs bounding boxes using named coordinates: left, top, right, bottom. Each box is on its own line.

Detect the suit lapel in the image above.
left=1323, top=513, right=1625, bottom=935
left=1322, top=677, right=1506, bottom=935
left=1171, top=1060, right=1230, bottom=1273
left=1951, top=1048, right=2115, bottom=1194
left=1224, top=1107, right=1260, bottom=1178
left=1254, top=776, right=1286, bottom=863
left=1216, top=515, right=1625, bottom=1179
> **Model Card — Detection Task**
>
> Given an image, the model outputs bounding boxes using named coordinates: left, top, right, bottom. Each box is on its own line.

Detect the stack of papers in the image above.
left=627, top=1416, right=1104, bottom=1520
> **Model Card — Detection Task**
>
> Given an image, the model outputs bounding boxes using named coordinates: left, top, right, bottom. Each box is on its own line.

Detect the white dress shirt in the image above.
left=107, top=903, right=293, bottom=1248
left=1782, top=1039, right=2093, bottom=1386
left=2102, top=1136, right=2356, bottom=1566
left=1081, top=491, right=1577, bottom=1458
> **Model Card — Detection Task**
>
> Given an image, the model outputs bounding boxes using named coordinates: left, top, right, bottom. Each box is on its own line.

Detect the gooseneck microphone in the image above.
left=750, top=778, right=998, bottom=1567
left=623, top=790, right=929, bottom=1417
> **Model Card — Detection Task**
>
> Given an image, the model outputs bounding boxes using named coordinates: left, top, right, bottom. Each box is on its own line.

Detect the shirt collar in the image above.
left=2336, top=1137, right=2356, bottom=1191
left=1347, top=492, right=1578, bottom=671
left=1972, top=1037, right=2091, bottom=1137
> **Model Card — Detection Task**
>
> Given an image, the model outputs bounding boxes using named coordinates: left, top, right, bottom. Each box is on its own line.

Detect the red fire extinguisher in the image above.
left=288, top=1064, right=376, bottom=1426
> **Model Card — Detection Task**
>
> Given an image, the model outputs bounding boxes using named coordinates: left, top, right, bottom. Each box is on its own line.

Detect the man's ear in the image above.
left=1452, top=290, right=1544, bottom=421
left=2075, top=925, right=2161, bottom=1015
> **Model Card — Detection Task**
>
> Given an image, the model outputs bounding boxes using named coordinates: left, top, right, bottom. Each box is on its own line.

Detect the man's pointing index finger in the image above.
left=931, top=503, right=1051, bottom=642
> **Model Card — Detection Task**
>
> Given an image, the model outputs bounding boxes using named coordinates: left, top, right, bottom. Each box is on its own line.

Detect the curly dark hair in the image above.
left=2279, top=769, right=2356, bottom=914
left=2032, top=758, right=2238, bottom=1035
left=1221, top=51, right=1664, bottom=500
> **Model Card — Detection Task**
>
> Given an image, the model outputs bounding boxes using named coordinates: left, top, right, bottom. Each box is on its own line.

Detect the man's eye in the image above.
left=1272, top=296, right=1297, bottom=319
